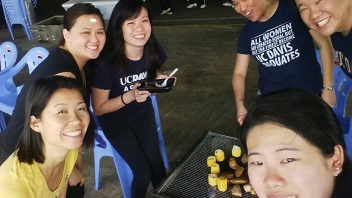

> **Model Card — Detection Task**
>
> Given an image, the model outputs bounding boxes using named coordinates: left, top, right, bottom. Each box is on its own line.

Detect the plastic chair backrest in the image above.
left=1, top=0, right=33, bottom=40
left=93, top=95, right=170, bottom=197
left=5, top=47, right=49, bottom=94
left=0, top=47, right=48, bottom=131
left=333, top=66, right=347, bottom=99
left=23, top=47, right=49, bottom=74
left=0, top=47, right=48, bottom=115
left=0, top=41, right=17, bottom=73
left=333, top=76, right=352, bottom=134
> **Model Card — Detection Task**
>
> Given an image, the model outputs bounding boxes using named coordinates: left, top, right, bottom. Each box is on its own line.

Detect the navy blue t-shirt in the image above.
left=331, top=31, right=352, bottom=79
left=237, top=0, right=322, bottom=94
left=92, top=47, right=167, bottom=124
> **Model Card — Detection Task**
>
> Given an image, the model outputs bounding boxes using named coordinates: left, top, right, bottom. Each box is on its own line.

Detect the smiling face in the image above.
left=231, top=0, right=279, bottom=22
left=122, top=7, right=151, bottom=51
left=64, top=14, right=106, bottom=65
left=295, top=0, right=352, bottom=36
left=246, top=123, right=336, bottom=198
left=32, top=88, right=90, bottom=152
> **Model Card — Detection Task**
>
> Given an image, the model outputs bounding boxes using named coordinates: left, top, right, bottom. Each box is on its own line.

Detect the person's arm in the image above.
left=68, top=149, right=84, bottom=186
left=310, top=29, right=335, bottom=107
left=60, top=182, right=68, bottom=198
left=232, top=53, right=250, bottom=125
left=92, top=85, right=151, bottom=116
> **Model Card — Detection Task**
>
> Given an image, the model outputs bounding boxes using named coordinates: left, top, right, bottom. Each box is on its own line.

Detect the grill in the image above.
left=152, top=131, right=258, bottom=198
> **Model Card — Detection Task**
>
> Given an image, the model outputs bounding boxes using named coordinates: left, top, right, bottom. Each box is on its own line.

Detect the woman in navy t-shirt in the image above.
left=91, top=0, right=173, bottom=197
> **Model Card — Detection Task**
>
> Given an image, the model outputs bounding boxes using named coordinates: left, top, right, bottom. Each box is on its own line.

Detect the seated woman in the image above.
left=0, top=76, right=95, bottom=197
left=240, top=88, right=352, bottom=198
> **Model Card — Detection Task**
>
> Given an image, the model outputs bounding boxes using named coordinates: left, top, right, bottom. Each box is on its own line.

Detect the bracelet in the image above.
left=121, top=93, right=127, bottom=105
left=322, top=86, right=334, bottom=90
left=78, top=151, right=85, bottom=155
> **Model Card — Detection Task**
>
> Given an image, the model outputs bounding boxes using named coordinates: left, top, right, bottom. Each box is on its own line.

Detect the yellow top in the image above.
left=0, top=149, right=78, bottom=198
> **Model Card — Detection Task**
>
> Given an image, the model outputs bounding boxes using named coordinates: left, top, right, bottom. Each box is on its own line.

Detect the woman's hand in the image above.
left=68, top=166, right=84, bottom=186
left=236, top=101, right=247, bottom=126
left=132, top=82, right=151, bottom=102
left=156, top=74, right=177, bottom=86
left=321, top=89, right=336, bottom=107
left=156, top=74, right=168, bottom=79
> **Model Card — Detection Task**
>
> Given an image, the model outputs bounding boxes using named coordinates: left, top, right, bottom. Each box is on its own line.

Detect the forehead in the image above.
left=46, top=89, right=83, bottom=105
left=127, top=7, right=149, bottom=20
left=247, top=123, right=296, bottom=145
left=246, top=123, right=315, bottom=154
left=73, top=14, right=104, bottom=27
left=296, top=0, right=320, bottom=6
left=232, top=0, right=257, bottom=3
left=295, top=0, right=314, bottom=6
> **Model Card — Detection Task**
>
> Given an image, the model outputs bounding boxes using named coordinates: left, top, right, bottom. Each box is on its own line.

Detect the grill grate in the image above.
left=152, top=132, right=258, bottom=198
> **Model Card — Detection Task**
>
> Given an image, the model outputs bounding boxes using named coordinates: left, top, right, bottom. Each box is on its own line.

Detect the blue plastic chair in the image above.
left=1, top=0, right=33, bottom=40
left=0, top=41, right=19, bottom=131
left=93, top=95, right=170, bottom=197
left=151, top=95, right=171, bottom=170
left=0, top=41, right=17, bottom=73
left=333, top=76, right=352, bottom=134
left=316, top=50, right=352, bottom=158
left=315, top=50, right=346, bottom=101
left=0, top=47, right=49, bottom=131
left=0, top=113, right=5, bottom=131
left=331, top=71, right=352, bottom=158
left=94, top=129, right=134, bottom=198
left=333, top=66, right=347, bottom=100
left=3, top=0, right=33, bottom=39
left=315, top=50, right=352, bottom=133
left=333, top=68, right=348, bottom=115
left=346, top=119, right=352, bottom=159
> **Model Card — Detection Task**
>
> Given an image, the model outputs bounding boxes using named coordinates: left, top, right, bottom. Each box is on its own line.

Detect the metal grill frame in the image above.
left=151, top=131, right=258, bottom=198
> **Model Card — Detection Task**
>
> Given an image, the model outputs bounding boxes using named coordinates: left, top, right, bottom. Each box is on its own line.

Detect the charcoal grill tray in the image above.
left=152, top=131, right=258, bottom=198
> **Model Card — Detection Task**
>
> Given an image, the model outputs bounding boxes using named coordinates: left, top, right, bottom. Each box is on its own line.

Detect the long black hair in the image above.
left=99, top=0, right=162, bottom=80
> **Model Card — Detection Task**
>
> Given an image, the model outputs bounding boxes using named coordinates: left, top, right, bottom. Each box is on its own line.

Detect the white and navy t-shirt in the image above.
left=237, top=0, right=322, bottom=94
left=92, top=46, right=167, bottom=123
